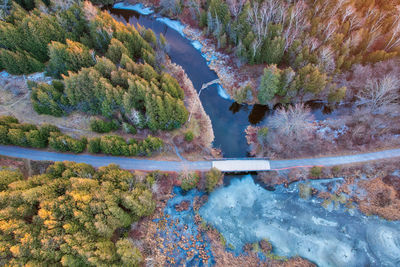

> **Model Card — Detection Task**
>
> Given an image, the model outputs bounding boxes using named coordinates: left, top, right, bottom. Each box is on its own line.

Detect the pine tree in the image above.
left=258, top=65, right=281, bottom=104
left=47, top=40, right=95, bottom=78
left=105, top=38, right=131, bottom=64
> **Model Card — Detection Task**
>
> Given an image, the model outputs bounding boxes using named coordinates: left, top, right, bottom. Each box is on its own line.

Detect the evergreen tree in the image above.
left=258, top=65, right=281, bottom=104
left=105, top=38, right=131, bottom=64
left=31, top=82, right=67, bottom=116
left=47, top=39, right=95, bottom=78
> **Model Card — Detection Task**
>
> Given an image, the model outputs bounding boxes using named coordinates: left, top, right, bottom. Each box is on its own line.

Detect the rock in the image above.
left=175, top=200, right=190, bottom=212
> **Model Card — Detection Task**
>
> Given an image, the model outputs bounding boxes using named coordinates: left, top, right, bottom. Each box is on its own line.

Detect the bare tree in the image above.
left=356, top=74, right=400, bottom=113
left=247, top=0, right=283, bottom=57
left=283, top=0, right=308, bottom=50
left=227, top=0, right=246, bottom=19
left=267, top=103, right=315, bottom=140
left=384, top=6, right=400, bottom=51
left=319, top=46, right=336, bottom=73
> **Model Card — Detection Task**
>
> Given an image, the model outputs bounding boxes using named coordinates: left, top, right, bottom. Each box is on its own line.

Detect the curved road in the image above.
left=0, top=145, right=400, bottom=171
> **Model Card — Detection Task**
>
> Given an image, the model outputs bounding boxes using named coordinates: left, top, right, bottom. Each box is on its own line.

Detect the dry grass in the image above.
left=0, top=73, right=95, bottom=138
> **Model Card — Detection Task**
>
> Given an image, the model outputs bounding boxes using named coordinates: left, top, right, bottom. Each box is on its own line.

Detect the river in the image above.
left=107, top=4, right=346, bottom=158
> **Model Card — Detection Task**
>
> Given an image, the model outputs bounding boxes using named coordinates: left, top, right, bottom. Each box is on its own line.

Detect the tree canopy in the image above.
left=0, top=161, right=154, bottom=266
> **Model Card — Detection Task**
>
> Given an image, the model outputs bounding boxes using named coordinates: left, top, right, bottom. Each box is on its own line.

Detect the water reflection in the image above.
left=248, top=104, right=269, bottom=125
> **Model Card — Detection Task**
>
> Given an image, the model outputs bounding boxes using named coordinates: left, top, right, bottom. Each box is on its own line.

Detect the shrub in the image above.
left=185, top=131, right=194, bottom=142
left=206, top=167, right=222, bottom=193
left=7, top=128, right=27, bottom=146
left=25, top=129, right=47, bottom=148
left=48, top=132, right=87, bottom=153
left=39, top=124, right=60, bottom=141
left=31, top=82, right=67, bottom=117
left=122, top=123, right=137, bottom=135
left=331, top=165, right=342, bottom=177
left=8, top=123, right=37, bottom=132
left=180, top=172, right=199, bottom=191
left=0, top=125, right=9, bottom=144
left=0, top=116, right=19, bottom=125
left=310, top=166, right=323, bottom=178
left=99, top=135, right=129, bottom=156
left=88, top=137, right=101, bottom=153
left=90, top=118, right=120, bottom=133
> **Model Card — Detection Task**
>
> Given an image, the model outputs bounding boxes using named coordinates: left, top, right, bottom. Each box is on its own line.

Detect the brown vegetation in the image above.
left=358, top=176, right=400, bottom=221
left=0, top=155, right=52, bottom=178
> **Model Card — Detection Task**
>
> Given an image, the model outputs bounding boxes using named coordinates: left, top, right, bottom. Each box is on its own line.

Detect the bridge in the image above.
left=212, top=158, right=270, bottom=172
left=200, top=79, right=220, bottom=91
left=1, top=145, right=400, bottom=172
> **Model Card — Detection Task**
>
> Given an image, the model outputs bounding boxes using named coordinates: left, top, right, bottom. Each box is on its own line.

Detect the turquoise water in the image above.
left=200, top=175, right=400, bottom=266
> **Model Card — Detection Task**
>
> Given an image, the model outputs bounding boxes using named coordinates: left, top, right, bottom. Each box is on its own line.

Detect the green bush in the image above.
left=0, top=125, right=10, bottom=144
left=206, top=167, right=222, bottom=193
left=8, top=123, right=37, bottom=132
left=39, top=124, right=60, bottom=141
left=0, top=116, right=19, bottom=125
left=99, top=135, right=129, bottom=156
left=48, top=132, right=87, bottom=153
left=310, top=166, right=323, bottom=178
left=185, top=131, right=194, bottom=142
left=7, top=128, right=27, bottom=146
left=331, top=165, right=342, bottom=177
left=90, top=118, right=120, bottom=133
left=25, top=129, right=47, bottom=148
left=31, top=81, right=67, bottom=117
left=122, top=123, right=137, bottom=135
left=180, top=172, right=199, bottom=191
left=88, top=137, right=101, bottom=154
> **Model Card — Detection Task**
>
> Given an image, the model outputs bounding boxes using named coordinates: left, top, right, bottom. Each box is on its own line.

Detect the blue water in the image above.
left=200, top=175, right=400, bottom=267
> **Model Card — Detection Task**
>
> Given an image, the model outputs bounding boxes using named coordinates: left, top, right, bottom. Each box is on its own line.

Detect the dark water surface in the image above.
left=107, top=7, right=344, bottom=157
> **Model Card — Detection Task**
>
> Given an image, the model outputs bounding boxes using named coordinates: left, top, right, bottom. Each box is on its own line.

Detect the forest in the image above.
left=0, top=161, right=155, bottom=266
left=159, top=0, right=400, bottom=106
left=0, top=0, right=188, bottom=133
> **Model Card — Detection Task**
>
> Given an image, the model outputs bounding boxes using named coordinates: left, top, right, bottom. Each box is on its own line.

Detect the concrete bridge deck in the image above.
left=212, top=159, right=270, bottom=172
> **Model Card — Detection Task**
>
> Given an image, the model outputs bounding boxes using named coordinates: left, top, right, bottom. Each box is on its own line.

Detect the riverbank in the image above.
left=166, top=60, right=218, bottom=160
